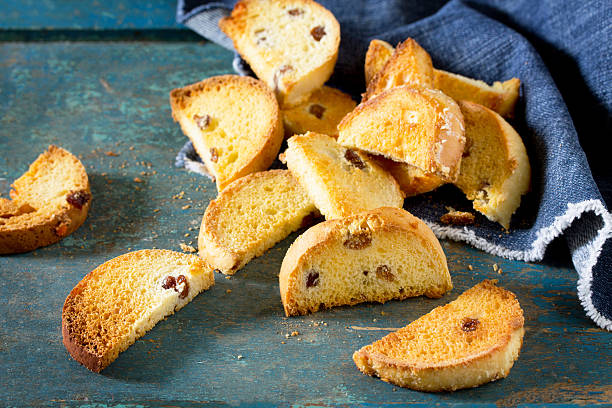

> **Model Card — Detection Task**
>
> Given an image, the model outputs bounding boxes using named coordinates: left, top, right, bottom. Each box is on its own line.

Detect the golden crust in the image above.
left=364, top=39, right=395, bottom=86
left=0, top=145, right=91, bottom=254
left=198, top=169, right=316, bottom=274
left=371, top=156, right=446, bottom=197
left=219, top=0, right=340, bottom=107
left=169, top=75, right=284, bottom=191
left=353, top=280, right=524, bottom=391
left=280, top=207, right=452, bottom=316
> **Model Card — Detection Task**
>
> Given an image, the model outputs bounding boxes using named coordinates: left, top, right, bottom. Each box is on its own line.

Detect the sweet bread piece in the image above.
left=219, top=0, right=340, bottom=107
left=170, top=75, right=283, bottom=191
left=364, top=39, right=520, bottom=118
left=338, top=86, right=466, bottom=182
left=371, top=157, right=446, bottom=197
left=364, top=38, right=434, bottom=101
left=279, top=207, right=452, bottom=316
left=455, top=101, right=530, bottom=229
left=284, top=132, right=404, bottom=219
left=282, top=86, right=356, bottom=138
left=364, top=39, right=395, bottom=86
left=353, top=280, right=524, bottom=392
left=62, top=249, right=215, bottom=372
left=0, top=146, right=91, bottom=254
left=199, top=170, right=317, bottom=275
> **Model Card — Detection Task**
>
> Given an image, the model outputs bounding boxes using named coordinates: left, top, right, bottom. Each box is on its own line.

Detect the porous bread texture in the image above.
left=364, top=39, right=395, bottom=86
left=371, top=157, right=446, bottom=197
left=219, top=0, right=340, bottom=107
left=0, top=145, right=91, bottom=254
left=284, top=132, right=404, bottom=220
left=364, top=39, right=520, bottom=118
left=282, top=86, right=356, bottom=138
left=170, top=75, right=283, bottom=192
left=353, top=280, right=524, bottom=392
left=455, top=101, right=530, bottom=229
left=338, top=86, right=466, bottom=182
left=62, top=249, right=214, bottom=372
left=364, top=38, right=434, bottom=101
left=199, top=170, right=318, bottom=275
left=279, top=207, right=452, bottom=316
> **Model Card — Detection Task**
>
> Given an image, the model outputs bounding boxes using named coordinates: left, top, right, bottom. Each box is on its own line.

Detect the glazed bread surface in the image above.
left=280, top=207, right=452, bottom=316
left=198, top=170, right=318, bottom=274
left=219, top=0, right=340, bottom=107
left=284, top=132, right=404, bottom=220
left=170, top=75, right=283, bottom=191
left=353, top=280, right=524, bottom=392
left=62, top=249, right=215, bottom=372
left=0, top=145, right=91, bottom=254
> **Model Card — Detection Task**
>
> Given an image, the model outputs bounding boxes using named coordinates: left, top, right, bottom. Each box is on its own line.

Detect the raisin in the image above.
left=177, top=275, right=189, bottom=299
left=363, top=270, right=369, bottom=276
left=462, top=138, right=473, bottom=158
left=343, top=230, right=372, bottom=249
left=306, top=270, right=320, bottom=288
left=66, top=191, right=91, bottom=210
left=462, top=318, right=479, bottom=332
left=308, top=104, right=326, bottom=119
left=210, top=147, right=219, bottom=163
left=288, top=8, right=303, bottom=16
left=194, top=114, right=210, bottom=130
left=375, top=265, right=394, bottom=281
left=254, top=28, right=267, bottom=45
left=344, top=149, right=366, bottom=169
left=300, top=211, right=318, bottom=229
left=311, top=25, right=326, bottom=41
left=162, top=276, right=176, bottom=290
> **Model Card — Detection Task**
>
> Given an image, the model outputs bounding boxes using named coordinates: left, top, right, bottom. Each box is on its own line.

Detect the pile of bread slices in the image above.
left=0, top=0, right=528, bottom=392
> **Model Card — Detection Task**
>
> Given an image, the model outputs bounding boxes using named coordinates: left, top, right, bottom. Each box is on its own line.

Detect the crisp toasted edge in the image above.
left=169, top=75, right=284, bottom=191
left=364, top=39, right=395, bottom=86
left=279, top=207, right=452, bottom=316
left=352, top=280, right=524, bottom=391
left=0, top=145, right=91, bottom=254
left=219, top=0, right=341, bottom=107
left=62, top=249, right=214, bottom=372
left=198, top=169, right=301, bottom=275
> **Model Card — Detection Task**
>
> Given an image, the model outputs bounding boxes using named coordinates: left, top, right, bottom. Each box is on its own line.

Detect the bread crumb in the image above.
left=281, top=341, right=286, bottom=344
left=380, top=311, right=386, bottom=316
left=184, top=233, right=190, bottom=237
left=105, top=151, right=119, bottom=157
left=291, top=331, right=299, bottom=337
left=225, top=276, right=231, bottom=280
left=129, top=146, right=135, bottom=151
left=498, top=268, right=503, bottom=275
left=153, top=209, right=160, bottom=212
left=440, top=207, right=475, bottom=225
left=468, top=264, right=473, bottom=271
left=493, top=263, right=498, bottom=272
left=179, top=243, right=196, bottom=253
left=237, top=355, right=243, bottom=360
left=182, top=204, right=191, bottom=210
left=226, top=289, right=232, bottom=294
left=133, top=177, right=143, bottom=183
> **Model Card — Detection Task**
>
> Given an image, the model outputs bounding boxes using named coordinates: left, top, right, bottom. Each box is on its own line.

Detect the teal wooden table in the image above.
left=1, top=2, right=611, bottom=406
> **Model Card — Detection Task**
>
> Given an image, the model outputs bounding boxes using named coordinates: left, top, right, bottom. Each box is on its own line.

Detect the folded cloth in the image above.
left=175, top=0, right=612, bottom=330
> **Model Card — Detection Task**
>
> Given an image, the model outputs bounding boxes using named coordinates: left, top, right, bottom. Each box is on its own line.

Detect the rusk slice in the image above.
left=279, top=207, right=452, bottom=316
left=364, top=38, right=434, bottom=101
left=282, top=86, right=356, bottom=138
left=353, top=280, right=524, bottom=392
left=364, top=39, right=395, bottom=86
left=0, top=146, right=91, bottom=254
left=170, top=75, right=283, bottom=191
left=455, top=101, right=530, bottom=229
left=284, top=132, right=404, bottom=220
left=199, top=170, right=317, bottom=275
left=371, top=157, right=446, bottom=197
left=338, top=86, right=466, bottom=181
left=364, top=39, right=520, bottom=118
left=219, top=0, right=340, bottom=107
left=62, top=249, right=215, bottom=372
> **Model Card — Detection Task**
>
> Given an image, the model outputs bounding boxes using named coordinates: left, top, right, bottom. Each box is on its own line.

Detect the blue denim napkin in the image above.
left=175, top=0, right=612, bottom=330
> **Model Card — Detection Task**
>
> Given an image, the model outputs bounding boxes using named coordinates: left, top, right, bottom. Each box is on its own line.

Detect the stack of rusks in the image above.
left=0, top=0, right=529, bottom=392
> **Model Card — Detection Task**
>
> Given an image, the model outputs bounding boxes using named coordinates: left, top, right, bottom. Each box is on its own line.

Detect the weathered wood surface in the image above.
left=0, top=39, right=611, bottom=407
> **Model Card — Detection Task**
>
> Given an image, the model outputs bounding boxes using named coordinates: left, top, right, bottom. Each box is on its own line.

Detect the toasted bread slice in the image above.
left=364, top=39, right=395, bottom=86
left=62, top=249, right=215, bottom=372
left=284, top=132, right=404, bottom=219
left=170, top=75, right=283, bottom=191
left=364, top=38, right=434, bottom=101
left=455, top=101, right=530, bottom=229
left=353, top=280, right=524, bottom=392
left=280, top=207, right=452, bottom=316
left=198, top=170, right=317, bottom=275
left=0, top=146, right=91, bottom=254
left=282, top=86, right=356, bottom=138
left=219, top=0, right=340, bottom=107
left=371, top=157, right=446, bottom=197
left=364, top=39, right=520, bottom=118
left=338, top=86, right=465, bottom=181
